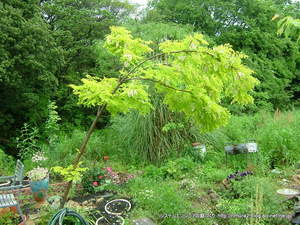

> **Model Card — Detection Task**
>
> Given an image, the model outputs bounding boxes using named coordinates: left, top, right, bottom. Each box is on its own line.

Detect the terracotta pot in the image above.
left=0, top=206, right=17, bottom=216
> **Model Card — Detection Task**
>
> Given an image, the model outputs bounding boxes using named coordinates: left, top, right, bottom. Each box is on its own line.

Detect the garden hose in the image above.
left=48, top=208, right=89, bottom=225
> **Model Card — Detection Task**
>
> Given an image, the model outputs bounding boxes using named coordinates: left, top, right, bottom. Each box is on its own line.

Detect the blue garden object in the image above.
left=30, top=176, right=49, bottom=203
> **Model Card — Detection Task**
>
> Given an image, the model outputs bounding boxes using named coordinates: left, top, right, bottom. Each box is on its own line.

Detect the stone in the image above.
left=271, top=168, right=282, bottom=174
left=207, top=189, right=219, bottom=202
left=66, top=200, right=81, bottom=209
left=81, top=199, right=97, bottom=208
left=279, top=179, right=289, bottom=185
left=293, top=175, right=300, bottom=185
left=101, top=192, right=114, bottom=198
left=96, top=197, right=104, bottom=205
left=47, top=195, right=62, bottom=210
left=133, top=218, right=157, bottom=225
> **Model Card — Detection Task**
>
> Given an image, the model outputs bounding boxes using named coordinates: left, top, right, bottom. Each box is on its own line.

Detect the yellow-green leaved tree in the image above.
left=61, top=26, right=259, bottom=207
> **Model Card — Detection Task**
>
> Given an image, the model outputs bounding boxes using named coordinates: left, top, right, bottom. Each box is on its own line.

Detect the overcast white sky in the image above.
left=128, top=0, right=149, bottom=6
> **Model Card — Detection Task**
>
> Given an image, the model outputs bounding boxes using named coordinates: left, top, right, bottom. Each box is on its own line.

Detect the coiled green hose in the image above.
left=48, top=208, right=89, bottom=225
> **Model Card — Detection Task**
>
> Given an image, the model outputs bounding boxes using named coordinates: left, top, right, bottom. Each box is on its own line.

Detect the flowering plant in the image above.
left=81, top=166, right=135, bottom=193
left=226, top=171, right=253, bottom=181
left=81, top=167, right=109, bottom=193
left=27, top=167, right=49, bottom=181
left=28, top=151, right=49, bottom=181
left=32, top=151, right=48, bottom=163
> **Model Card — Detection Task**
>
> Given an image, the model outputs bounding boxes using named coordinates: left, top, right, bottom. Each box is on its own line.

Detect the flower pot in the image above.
left=0, top=206, right=17, bottom=216
left=191, top=142, right=206, bottom=157
left=95, top=215, right=124, bottom=225
left=277, top=188, right=300, bottom=199
left=29, top=175, right=49, bottom=203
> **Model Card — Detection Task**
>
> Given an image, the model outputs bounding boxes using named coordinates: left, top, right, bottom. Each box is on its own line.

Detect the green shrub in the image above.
left=160, top=157, right=197, bottom=179
left=127, top=177, right=192, bottom=225
left=143, top=157, right=197, bottom=180
left=0, top=212, right=21, bottom=225
left=143, top=165, right=164, bottom=179
left=16, top=123, right=40, bottom=160
left=81, top=167, right=108, bottom=193
left=218, top=176, right=290, bottom=225
left=0, top=149, right=15, bottom=175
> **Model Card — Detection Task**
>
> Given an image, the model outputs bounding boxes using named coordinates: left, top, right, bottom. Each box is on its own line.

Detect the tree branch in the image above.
left=128, top=77, right=193, bottom=95
left=126, top=50, right=197, bottom=77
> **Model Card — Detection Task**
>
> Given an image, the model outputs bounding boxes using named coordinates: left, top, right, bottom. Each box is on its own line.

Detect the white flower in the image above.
left=28, top=167, right=49, bottom=181
left=128, top=89, right=138, bottom=97
left=32, top=152, right=48, bottom=162
left=124, top=53, right=133, bottom=61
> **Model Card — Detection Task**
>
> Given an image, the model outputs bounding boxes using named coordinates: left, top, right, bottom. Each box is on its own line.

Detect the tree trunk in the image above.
left=60, top=104, right=106, bottom=208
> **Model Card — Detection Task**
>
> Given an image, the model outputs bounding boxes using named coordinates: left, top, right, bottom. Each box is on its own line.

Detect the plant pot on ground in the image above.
left=28, top=167, right=49, bottom=203
left=0, top=206, right=17, bottom=216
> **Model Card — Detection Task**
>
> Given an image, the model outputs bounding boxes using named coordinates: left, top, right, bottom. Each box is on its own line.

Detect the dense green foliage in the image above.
left=0, top=0, right=62, bottom=154
left=0, top=0, right=132, bottom=154
left=1, top=0, right=299, bottom=157
left=147, top=0, right=300, bottom=111
left=275, top=15, right=300, bottom=41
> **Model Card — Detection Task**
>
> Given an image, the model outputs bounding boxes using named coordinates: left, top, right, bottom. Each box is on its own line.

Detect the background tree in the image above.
left=146, top=0, right=300, bottom=111
left=0, top=0, right=134, bottom=154
left=0, top=0, right=62, bottom=154
left=41, top=0, right=134, bottom=127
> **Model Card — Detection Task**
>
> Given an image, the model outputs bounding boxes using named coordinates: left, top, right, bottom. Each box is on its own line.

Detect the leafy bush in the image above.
left=81, top=167, right=110, bottom=193
left=218, top=176, right=290, bottom=225
left=127, top=177, right=192, bottom=225
left=0, top=212, right=21, bottom=225
left=0, top=149, right=15, bottom=175
left=44, top=101, right=61, bottom=142
left=143, top=165, right=164, bottom=179
left=160, top=157, right=197, bottom=179
left=143, top=157, right=197, bottom=180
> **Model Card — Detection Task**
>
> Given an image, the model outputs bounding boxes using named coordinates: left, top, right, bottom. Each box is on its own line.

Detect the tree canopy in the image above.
left=71, top=26, right=259, bottom=132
